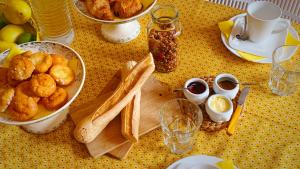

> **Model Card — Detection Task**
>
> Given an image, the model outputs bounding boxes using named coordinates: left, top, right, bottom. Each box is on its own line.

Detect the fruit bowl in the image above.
left=0, top=41, right=85, bottom=134
left=73, top=0, right=157, bottom=43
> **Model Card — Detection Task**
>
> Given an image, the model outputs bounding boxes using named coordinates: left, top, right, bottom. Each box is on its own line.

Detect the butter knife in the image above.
left=227, top=87, right=250, bottom=135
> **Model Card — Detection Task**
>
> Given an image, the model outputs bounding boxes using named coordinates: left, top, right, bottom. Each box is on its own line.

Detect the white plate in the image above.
left=166, top=155, right=238, bottom=169
left=0, top=41, right=86, bottom=126
left=73, top=0, right=157, bottom=24
left=221, top=13, right=299, bottom=64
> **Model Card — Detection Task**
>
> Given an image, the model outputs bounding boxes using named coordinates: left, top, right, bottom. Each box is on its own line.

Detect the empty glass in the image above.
left=159, top=99, right=202, bottom=154
left=269, top=45, right=300, bottom=96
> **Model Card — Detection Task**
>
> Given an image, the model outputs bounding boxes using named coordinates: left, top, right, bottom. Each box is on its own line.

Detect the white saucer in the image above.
left=166, top=155, right=238, bottom=169
left=229, top=16, right=289, bottom=58
left=221, top=13, right=299, bottom=64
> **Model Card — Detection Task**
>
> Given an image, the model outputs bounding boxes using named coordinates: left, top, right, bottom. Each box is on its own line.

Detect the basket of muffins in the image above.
left=175, top=73, right=243, bottom=132
left=0, top=41, right=85, bottom=134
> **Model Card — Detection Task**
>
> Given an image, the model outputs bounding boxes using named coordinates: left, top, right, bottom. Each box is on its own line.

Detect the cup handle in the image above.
left=272, top=18, right=290, bottom=34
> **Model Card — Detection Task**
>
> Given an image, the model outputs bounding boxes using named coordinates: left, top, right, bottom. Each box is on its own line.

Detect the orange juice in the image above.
left=28, top=0, right=74, bottom=43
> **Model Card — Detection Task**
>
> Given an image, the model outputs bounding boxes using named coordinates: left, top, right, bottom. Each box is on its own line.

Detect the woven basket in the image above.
left=175, top=76, right=241, bottom=132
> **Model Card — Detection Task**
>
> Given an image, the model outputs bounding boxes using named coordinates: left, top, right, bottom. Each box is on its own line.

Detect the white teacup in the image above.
left=247, top=1, right=290, bottom=43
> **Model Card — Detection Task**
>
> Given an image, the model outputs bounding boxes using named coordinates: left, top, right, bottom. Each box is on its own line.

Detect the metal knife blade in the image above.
left=237, top=87, right=250, bottom=105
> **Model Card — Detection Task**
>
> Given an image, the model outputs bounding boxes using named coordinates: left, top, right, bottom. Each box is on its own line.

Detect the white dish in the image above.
left=0, top=41, right=85, bottom=134
left=205, top=94, right=233, bottom=122
left=73, top=0, right=157, bottom=24
left=213, top=73, right=239, bottom=99
left=183, top=78, right=209, bottom=105
left=221, top=13, right=299, bottom=64
left=73, top=0, right=157, bottom=43
left=166, top=155, right=238, bottom=169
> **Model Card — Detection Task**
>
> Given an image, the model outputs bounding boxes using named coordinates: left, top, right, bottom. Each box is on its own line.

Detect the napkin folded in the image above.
left=218, top=18, right=300, bottom=62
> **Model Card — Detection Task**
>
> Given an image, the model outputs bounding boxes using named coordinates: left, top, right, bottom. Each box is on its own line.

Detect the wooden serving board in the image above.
left=70, top=71, right=173, bottom=159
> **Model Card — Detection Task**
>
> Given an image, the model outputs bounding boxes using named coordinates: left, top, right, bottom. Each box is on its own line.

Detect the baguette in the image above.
left=74, top=54, right=155, bottom=143
left=121, top=91, right=141, bottom=142
left=120, top=61, right=141, bottom=142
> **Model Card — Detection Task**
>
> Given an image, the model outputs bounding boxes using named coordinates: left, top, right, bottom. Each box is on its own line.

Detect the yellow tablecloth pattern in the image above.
left=1, top=0, right=299, bottom=169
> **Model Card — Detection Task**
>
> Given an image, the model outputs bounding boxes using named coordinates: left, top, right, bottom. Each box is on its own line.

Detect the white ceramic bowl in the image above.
left=213, top=73, right=239, bottom=99
left=73, top=0, right=157, bottom=43
left=0, top=41, right=86, bottom=134
left=74, top=0, right=157, bottom=24
left=205, top=94, right=233, bottom=122
left=183, top=78, right=209, bottom=105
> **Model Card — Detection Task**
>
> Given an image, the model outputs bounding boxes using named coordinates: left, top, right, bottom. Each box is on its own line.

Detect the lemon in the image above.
left=0, top=41, right=17, bottom=53
left=0, top=41, right=16, bottom=52
left=3, top=0, right=32, bottom=25
left=16, top=32, right=33, bottom=44
left=0, top=24, right=25, bottom=43
left=2, top=45, right=24, bottom=68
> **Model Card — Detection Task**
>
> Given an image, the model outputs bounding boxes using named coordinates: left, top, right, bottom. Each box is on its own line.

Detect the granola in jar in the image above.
left=147, top=5, right=181, bottom=73
left=148, top=29, right=178, bottom=72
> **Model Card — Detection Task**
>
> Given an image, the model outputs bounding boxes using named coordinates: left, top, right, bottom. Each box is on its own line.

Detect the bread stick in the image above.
left=120, top=61, right=141, bottom=142
left=74, top=54, right=155, bottom=143
left=121, top=91, right=141, bottom=142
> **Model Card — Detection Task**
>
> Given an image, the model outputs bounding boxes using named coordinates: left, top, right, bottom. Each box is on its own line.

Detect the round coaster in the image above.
left=175, top=76, right=241, bottom=132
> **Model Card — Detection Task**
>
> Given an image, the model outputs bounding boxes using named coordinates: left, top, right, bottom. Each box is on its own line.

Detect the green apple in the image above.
left=16, top=32, right=34, bottom=44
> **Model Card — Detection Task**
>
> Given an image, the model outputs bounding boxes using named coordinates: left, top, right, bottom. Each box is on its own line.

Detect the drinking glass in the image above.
left=28, top=0, right=74, bottom=45
left=159, top=99, right=202, bottom=154
left=269, top=45, right=300, bottom=96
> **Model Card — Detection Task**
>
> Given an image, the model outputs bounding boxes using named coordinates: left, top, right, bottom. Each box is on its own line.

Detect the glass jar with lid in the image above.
left=147, top=4, right=182, bottom=73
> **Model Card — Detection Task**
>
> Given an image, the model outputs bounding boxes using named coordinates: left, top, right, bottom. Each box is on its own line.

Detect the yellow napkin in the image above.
left=218, top=20, right=300, bottom=62
left=216, top=159, right=235, bottom=169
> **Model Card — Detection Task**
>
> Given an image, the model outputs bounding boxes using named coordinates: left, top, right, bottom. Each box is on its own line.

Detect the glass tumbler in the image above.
left=269, top=45, right=300, bottom=96
left=159, top=99, right=202, bottom=154
left=28, top=0, right=74, bottom=45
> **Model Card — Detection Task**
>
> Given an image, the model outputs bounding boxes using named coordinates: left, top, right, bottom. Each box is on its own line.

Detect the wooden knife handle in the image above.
left=227, top=105, right=242, bottom=135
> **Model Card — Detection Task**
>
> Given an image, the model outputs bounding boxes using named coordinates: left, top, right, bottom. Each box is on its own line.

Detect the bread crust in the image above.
left=120, top=61, right=141, bottom=143
left=74, top=54, right=154, bottom=143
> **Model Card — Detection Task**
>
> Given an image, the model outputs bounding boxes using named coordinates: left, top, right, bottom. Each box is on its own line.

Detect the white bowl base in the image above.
left=101, top=20, right=140, bottom=43
left=21, top=108, right=69, bottom=134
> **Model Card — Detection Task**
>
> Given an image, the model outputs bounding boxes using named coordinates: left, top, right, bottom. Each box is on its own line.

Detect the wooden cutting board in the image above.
left=70, top=71, right=174, bottom=159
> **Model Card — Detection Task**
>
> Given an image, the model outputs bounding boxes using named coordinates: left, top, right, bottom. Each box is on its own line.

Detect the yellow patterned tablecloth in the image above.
left=1, top=0, right=299, bottom=169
